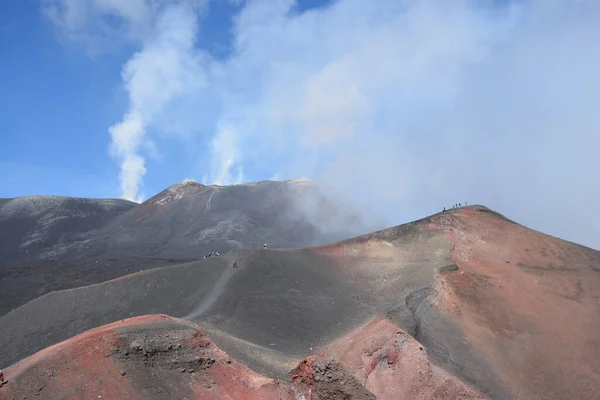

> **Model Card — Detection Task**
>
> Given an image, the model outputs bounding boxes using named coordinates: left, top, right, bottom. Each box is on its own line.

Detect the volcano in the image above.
left=0, top=183, right=598, bottom=400
left=0, top=180, right=371, bottom=316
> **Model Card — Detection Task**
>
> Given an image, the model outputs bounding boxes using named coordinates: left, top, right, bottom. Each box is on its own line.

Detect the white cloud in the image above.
left=42, top=0, right=89, bottom=32
left=209, top=124, right=244, bottom=185
left=269, top=173, right=282, bottom=181
left=47, top=0, right=208, bottom=201
left=211, top=0, right=600, bottom=248
left=111, top=2, right=206, bottom=201
left=41, top=0, right=154, bottom=52
left=45, top=0, right=600, bottom=248
left=119, top=153, right=146, bottom=203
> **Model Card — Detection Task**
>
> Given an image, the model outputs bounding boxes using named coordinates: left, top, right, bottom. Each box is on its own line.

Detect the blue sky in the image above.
left=0, top=0, right=333, bottom=199
left=0, top=0, right=238, bottom=198
left=1, top=0, right=600, bottom=249
left=1, top=0, right=121, bottom=197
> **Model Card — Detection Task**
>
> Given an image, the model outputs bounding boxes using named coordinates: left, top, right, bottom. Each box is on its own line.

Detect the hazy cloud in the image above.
left=45, top=0, right=600, bottom=248
left=207, top=124, right=244, bottom=186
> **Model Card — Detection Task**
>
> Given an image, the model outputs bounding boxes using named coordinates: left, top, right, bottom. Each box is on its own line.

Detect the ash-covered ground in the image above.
left=1, top=181, right=599, bottom=400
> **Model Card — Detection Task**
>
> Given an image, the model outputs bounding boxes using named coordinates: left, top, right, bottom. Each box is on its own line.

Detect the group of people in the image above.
left=202, top=251, right=220, bottom=259
left=205, top=244, right=269, bottom=269
left=443, top=202, right=467, bottom=212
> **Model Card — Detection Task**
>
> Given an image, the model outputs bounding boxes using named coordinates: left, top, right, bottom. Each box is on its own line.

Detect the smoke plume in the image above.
left=45, top=0, right=600, bottom=248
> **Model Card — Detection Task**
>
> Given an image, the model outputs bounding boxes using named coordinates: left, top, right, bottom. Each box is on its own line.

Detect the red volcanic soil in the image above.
left=0, top=315, right=288, bottom=400
left=310, top=205, right=600, bottom=399
left=0, top=313, right=487, bottom=400
left=316, top=317, right=486, bottom=400
left=427, top=206, right=600, bottom=400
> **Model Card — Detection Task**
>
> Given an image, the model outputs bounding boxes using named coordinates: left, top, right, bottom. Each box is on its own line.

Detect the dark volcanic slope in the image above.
left=2, top=206, right=598, bottom=399
left=0, top=196, right=137, bottom=315
left=0, top=195, right=134, bottom=261
left=1, top=180, right=360, bottom=264
left=64, top=179, right=369, bottom=260
left=0, top=180, right=370, bottom=315
left=0, top=256, right=197, bottom=317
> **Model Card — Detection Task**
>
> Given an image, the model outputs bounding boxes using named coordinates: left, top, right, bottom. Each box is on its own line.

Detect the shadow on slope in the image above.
left=0, top=257, right=195, bottom=317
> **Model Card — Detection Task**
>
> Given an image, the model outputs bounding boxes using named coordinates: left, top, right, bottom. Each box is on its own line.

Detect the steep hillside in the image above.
left=0, top=195, right=135, bottom=261
left=0, top=196, right=137, bottom=315
left=426, top=206, right=600, bottom=400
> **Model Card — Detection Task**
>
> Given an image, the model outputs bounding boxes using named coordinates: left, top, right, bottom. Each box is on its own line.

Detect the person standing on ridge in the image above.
left=0, top=369, right=4, bottom=384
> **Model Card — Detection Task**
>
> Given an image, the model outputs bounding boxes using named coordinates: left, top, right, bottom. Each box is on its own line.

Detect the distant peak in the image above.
left=170, top=179, right=204, bottom=189
left=287, top=178, right=314, bottom=185
left=145, top=180, right=206, bottom=206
